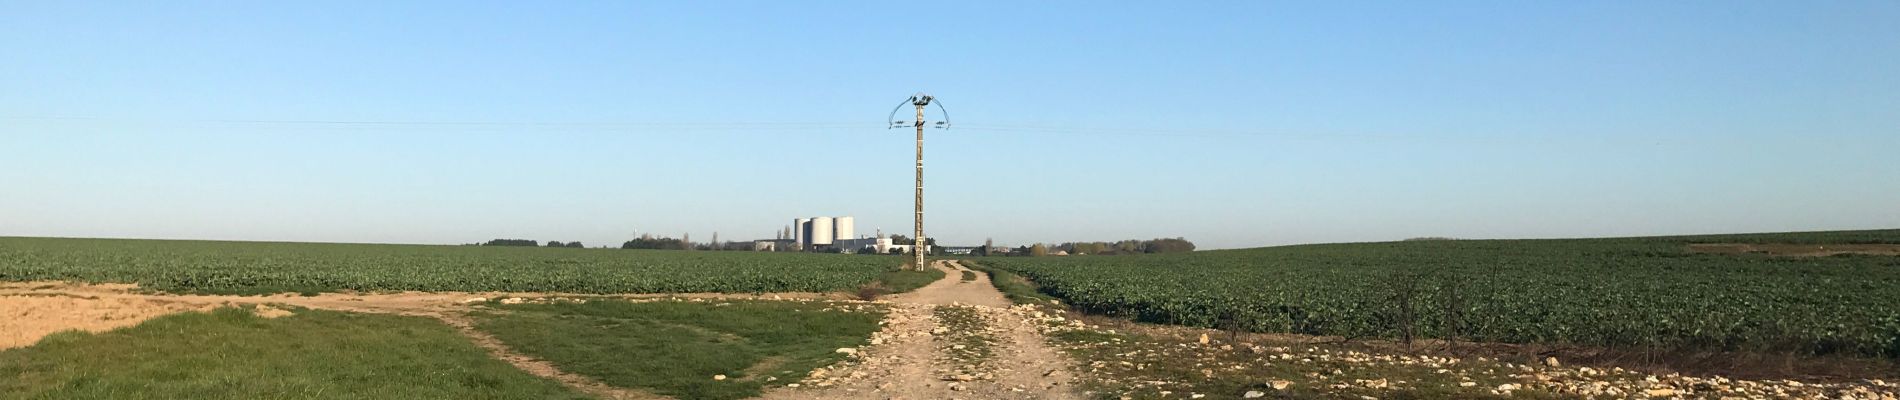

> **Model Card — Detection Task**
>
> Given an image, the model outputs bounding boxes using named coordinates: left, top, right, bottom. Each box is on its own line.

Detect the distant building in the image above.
left=752, top=239, right=794, bottom=252
left=793, top=216, right=855, bottom=250
left=943, top=246, right=981, bottom=255
left=760, top=217, right=937, bottom=254
left=834, top=236, right=879, bottom=254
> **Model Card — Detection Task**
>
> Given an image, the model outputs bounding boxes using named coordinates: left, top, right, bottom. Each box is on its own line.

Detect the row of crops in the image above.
left=977, top=230, right=1900, bottom=358
left=0, top=237, right=895, bottom=295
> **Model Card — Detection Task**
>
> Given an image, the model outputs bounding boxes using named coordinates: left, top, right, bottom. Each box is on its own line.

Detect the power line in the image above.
left=2, top=115, right=873, bottom=129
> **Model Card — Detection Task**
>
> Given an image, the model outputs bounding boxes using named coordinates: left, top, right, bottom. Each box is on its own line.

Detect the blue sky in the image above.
left=3, top=1, right=1897, bottom=249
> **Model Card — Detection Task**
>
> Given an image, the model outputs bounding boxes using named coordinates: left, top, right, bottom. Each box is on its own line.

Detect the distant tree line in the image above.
left=1055, top=238, right=1195, bottom=255
left=481, top=239, right=539, bottom=247
left=480, top=235, right=1194, bottom=255
left=886, top=235, right=945, bottom=255
left=621, top=234, right=689, bottom=250
left=481, top=239, right=585, bottom=248
left=966, top=238, right=1196, bottom=257
left=956, top=238, right=1195, bottom=257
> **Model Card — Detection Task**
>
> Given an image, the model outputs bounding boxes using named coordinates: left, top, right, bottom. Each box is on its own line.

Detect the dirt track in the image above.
left=760, top=260, right=1082, bottom=400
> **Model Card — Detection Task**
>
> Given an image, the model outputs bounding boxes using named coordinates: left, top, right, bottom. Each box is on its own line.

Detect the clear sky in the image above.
left=3, top=1, right=1897, bottom=249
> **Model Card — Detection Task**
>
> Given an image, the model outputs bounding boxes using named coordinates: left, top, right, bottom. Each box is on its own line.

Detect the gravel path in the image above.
left=759, top=260, right=1083, bottom=400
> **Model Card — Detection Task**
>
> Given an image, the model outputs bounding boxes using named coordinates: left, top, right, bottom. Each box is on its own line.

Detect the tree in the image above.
left=1029, top=243, right=1048, bottom=257
left=621, top=236, right=687, bottom=250
left=1143, top=237, right=1197, bottom=253
left=482, top=239, right=538, bottom=247
left=1035, top=238, right=1195, bottom=255
left=565, top=242, right=584, bottom=248
left=545, top=241, right=565, bottom=247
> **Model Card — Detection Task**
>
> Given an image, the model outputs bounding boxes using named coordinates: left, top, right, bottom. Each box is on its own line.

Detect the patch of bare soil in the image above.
left=1689, top=243, right=1900, bottom=257
left=0, top=291, right=215, bottom=349
left=249, top=303, right=294, bottom=318
left=759, top=261, right=1083, bottom=400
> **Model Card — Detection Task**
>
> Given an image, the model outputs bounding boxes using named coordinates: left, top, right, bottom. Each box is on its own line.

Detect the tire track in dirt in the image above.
left=432, top=313, right=665, bottom=400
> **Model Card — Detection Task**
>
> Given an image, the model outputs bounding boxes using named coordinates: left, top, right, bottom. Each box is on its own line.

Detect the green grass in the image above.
left=0, top=307, right=587, bottom=400
left=964, top=262, right=1059, bottom=305
left=0, top=236, right=897, bottom=295
left=960, top=270, right=977, bottom=281
left=858, top=266, right=945, bottom=298
left=472, top=299, right=882, bottom=400
left=981, top=229, right=1900, bottom=358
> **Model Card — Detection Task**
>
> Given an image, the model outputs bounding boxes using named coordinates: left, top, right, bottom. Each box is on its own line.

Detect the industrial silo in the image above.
left=834, top=216, right=855, bottom=241
left=810, top=216, right=835, bottom=245
left=794, top=218, right=809, bottom=247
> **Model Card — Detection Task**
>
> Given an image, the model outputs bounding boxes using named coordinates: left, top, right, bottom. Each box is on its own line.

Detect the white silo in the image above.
left=794, top=218, right=809, bottom=247
left=834, top=216, right=855, bottom=241
left=810, top=216, right=835, bottom=245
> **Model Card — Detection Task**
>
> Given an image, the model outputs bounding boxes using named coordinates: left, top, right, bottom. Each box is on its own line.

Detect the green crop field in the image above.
left=977, top=230, right=1900, bottom=358
left=0, top=237, right=897, bottom=295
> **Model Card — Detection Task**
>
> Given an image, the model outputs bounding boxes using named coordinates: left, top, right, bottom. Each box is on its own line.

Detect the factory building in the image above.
left=763, top=217, right=929, bottom=254
left=794, top=216, right=855, bottom=251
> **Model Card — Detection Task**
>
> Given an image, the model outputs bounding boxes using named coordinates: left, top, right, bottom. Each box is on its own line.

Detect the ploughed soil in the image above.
left=1688, top=243, right=1900, bottom=256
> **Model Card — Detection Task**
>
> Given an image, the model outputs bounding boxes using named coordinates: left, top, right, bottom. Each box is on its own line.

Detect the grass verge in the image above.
left=0, top=307, right=586, bottom=400
left=965, top=261, right=1060, bottom=305
left=472, top=299, right=883, bottom=400
left=858, top=266, right=945, bottom=299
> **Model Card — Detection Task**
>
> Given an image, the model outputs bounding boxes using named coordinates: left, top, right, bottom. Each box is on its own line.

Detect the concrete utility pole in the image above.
left=890, top=93, right=950, bottom=271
